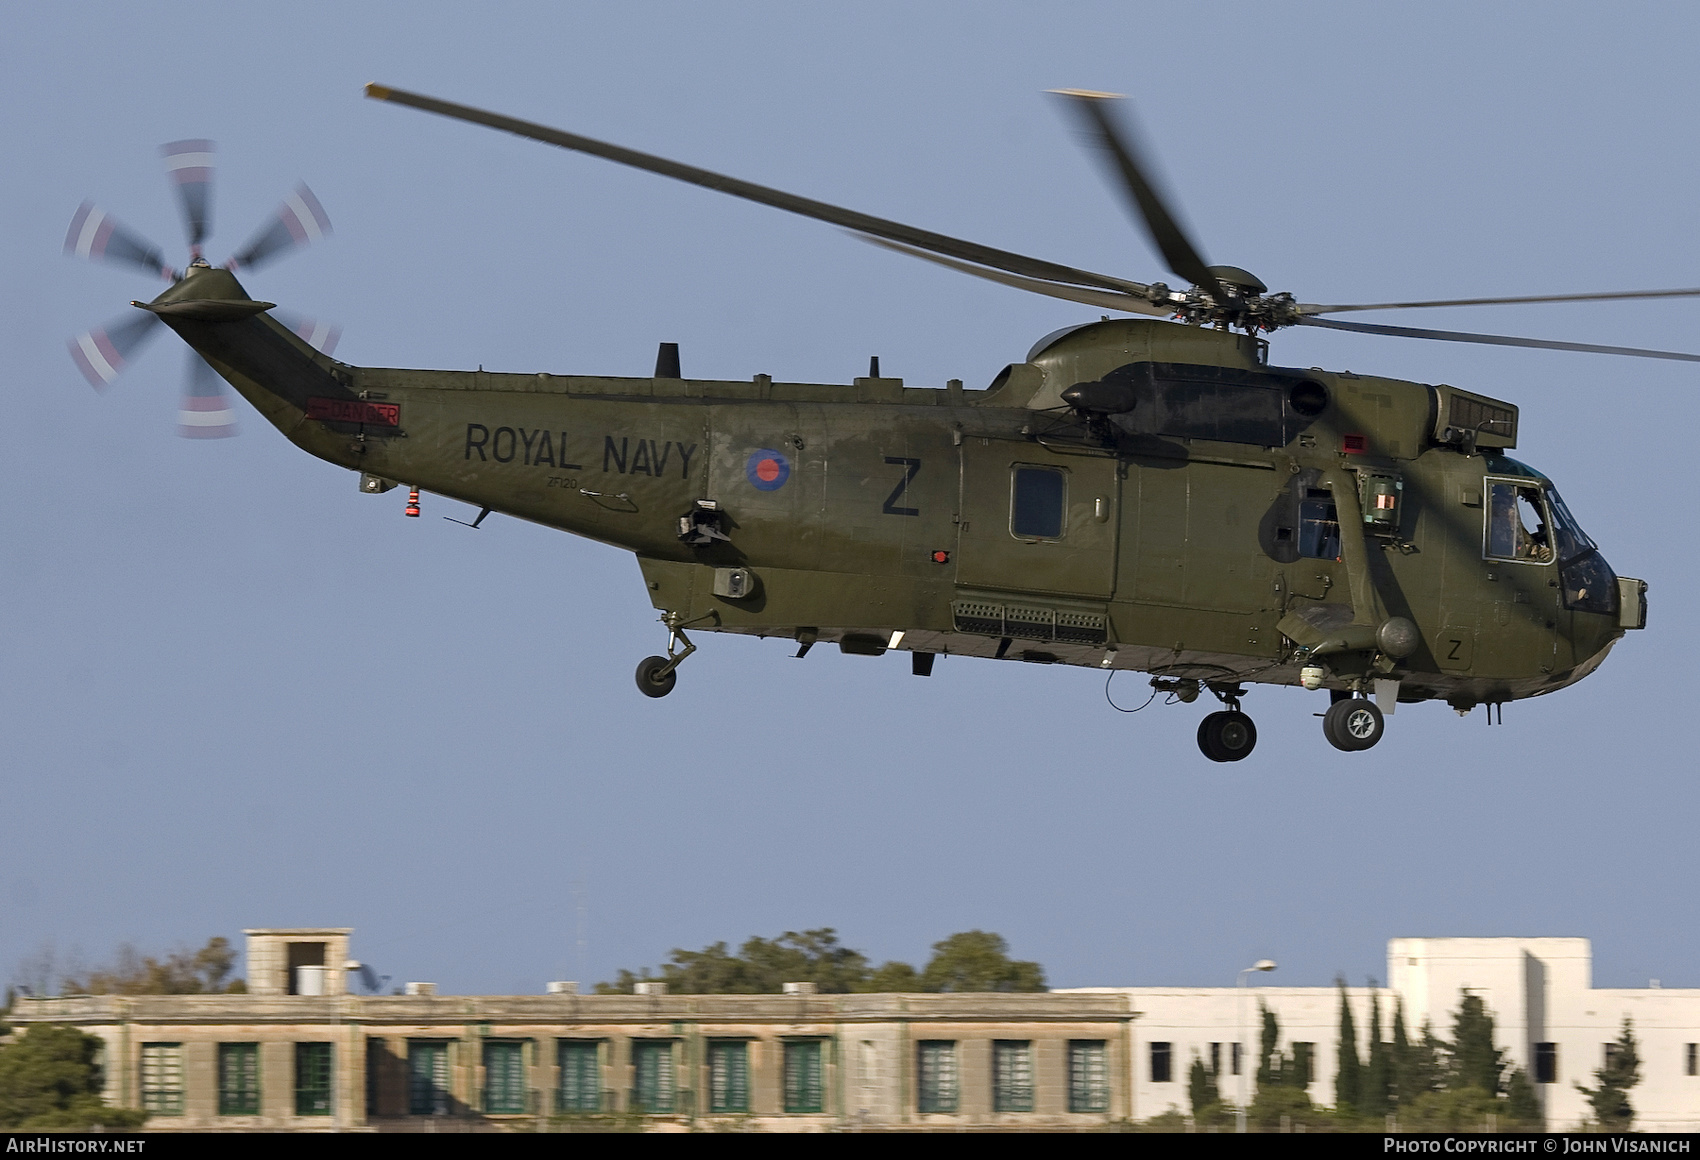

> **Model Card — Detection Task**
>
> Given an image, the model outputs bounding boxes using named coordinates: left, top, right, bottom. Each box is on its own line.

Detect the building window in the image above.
left=1011, top=466, right=1066, bottom=539
left=1291, top=1042, right=1315, bottom=1088
left=295, top=1042, right=333, bottom=1116
left=1687, top=1044, right=1697, bottom=1078
left=483, top=1041, right=527, bottom=1114
left=408, top=1041, right=451, bottom=1116
left=557, top=1040, right=602, bottom=1113
left=1210, top=1042, right=1221, bottom=1075
left=708, top=1041, right=749, bottom=1113
left=140, top=1043, right=184, bottom=1116
left=1232, top=1041, right=1242, bottom=1076
left=993, top=1040, right=1034, bottom=1112
left=784, top=1040, right=824, bottom=1114
left=1535, top=1043, right=1558, bottom=1084
left=916, top=1041, right=958, bottom=1113
left=218, top=1043, right=260, bottom=1115
left=631, top=1040, right=675, bottom=1113
left=1071, top=1040, right=1110, bottom=1112
left=1149, top=1040, right=1173, bottom=1084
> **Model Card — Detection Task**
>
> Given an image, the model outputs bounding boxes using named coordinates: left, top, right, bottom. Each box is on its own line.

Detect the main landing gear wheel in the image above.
left=1198, top=710, right=1257, bottom=762
left=1323, top=697, right=1384, bottom=752
left=634, top=655, right=678, bottom=698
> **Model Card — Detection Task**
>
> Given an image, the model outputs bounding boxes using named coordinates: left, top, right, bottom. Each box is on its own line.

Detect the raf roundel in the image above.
left=745, top=448, right=790, bottom=491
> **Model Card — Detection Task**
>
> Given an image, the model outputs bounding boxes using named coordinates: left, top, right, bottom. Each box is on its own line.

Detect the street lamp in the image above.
left=1236, top=959, right=1277, bottom=1133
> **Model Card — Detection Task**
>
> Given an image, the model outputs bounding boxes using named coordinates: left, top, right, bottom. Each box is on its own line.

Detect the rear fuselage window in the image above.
left=1299, top=489, right=1340, bottom=560
left=1011, top=467, right=1066, bottom=539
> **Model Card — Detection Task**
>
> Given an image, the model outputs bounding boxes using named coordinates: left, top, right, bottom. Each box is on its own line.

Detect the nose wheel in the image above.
left=1323, top=697, right=1384, bottom=751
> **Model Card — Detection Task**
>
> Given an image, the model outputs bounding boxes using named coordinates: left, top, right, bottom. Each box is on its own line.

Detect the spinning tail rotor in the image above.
left=64, top=142, right=337, bottom=436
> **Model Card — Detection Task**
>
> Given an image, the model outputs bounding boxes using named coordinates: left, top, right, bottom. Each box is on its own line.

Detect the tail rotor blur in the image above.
left=228, top=185, right=331, bottom=273
left=64, top=141, right=335, bottom=437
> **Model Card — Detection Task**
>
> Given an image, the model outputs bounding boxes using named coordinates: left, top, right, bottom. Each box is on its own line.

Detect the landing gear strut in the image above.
left=634, top=612, right=703, bottom=699
left=1197, top=683, right=1257, bottom=762
left=1323, top=696, right=1384, bottom=752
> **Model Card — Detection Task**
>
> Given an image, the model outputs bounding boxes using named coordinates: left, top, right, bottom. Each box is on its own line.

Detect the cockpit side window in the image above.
left=1485, top=481, right=1552, bottom=563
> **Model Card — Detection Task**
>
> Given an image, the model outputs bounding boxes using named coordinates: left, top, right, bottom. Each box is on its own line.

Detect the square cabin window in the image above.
left=1011, top=467, right=1066, bottom=540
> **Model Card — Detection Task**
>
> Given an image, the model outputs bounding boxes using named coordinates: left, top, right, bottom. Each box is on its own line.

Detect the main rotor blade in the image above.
left=1050, top=90, right=1226, bottom=302
left=64, top=203, right=171, bottom=279
left=162, top=139, right=215, bottom=250
left=228, top=184, right=331, bottom=272
left=1302, top=287, right=1700, bottom=315
left=1299, top=315, right=1700, bottom=362
left=67, top=312, right=164, bottom=388
left=862, top=236, right=1172, bottom=318
left=364, top=83, right=1152, bottom=297
left=178, top=351, right=238, bottom=438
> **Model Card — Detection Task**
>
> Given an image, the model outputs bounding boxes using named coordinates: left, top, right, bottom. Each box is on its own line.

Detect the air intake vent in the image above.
left=1434, top=385, right=1517, bottom=450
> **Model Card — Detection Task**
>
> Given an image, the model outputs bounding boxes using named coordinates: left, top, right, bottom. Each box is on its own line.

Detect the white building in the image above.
left=1067, top=936, right=1700, bottom=1129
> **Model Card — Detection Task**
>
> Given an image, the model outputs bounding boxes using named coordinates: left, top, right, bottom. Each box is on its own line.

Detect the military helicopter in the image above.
left=70, top=86, right=1674, bottom=761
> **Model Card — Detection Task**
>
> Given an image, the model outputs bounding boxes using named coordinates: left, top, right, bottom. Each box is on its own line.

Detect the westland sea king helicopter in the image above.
left=67, top=86, right=1670, bottom=760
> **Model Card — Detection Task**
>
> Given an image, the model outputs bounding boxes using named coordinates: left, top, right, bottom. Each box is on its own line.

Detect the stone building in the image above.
left=7, top=928, right=1134, bottom=1132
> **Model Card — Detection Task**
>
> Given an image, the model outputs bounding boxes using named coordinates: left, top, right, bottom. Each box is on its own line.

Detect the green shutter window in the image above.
left=140, top=1043, right=184, bottom=1116
left=916, top=1040, right=958, bottom=1113
left=483, top=1041, right=527, bottom=1114
left=708, top=1041, right=749, bottom=1113
left=557, top=1040, right=602, bottom=1113
left=1069, top=1040, right=1110, bottom=1113
left=295, top=1042, right=334, bottom=1116
left=783, top=1040, right=824, bottom=1114
left=365, top=1039, right=387, bottom=1119
left=993, top=1040, right=1034, bottom=1112
left=408, top=1041, right=451, bottom=1116
left=631, top=1040, right=675, bottom=1113
left=217, top=1042, right=260, bottom=1115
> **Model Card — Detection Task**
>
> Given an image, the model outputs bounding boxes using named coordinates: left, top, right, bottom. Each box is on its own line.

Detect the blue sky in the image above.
left=3, top=2, right=1696, bottom=996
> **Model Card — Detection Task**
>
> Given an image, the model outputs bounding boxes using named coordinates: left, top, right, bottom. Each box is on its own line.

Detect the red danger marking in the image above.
left=755, top=458, right=781, bottom=482
left=307, top=397, right=400, bottom=426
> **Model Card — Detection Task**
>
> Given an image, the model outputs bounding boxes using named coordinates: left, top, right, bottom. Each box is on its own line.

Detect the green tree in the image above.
left=1505, top=1067, right=1542, bottom=1130
left=863, top=960, right=920, bottom=992
left=1188, top=1052, right=1218, bottom=1117
left=597, top=928, right=1043, bottom=994
left=1248, top=1003, right=1318, bottom=1127
left=0, top=1025, right=146, bottom=1130
left=1448, top=991, right=1506, bottom=1095
left=1255, top=1002, right=1280, bottom=1091
left=58, top=937, right=243, bottom=996
left=1334, top=979, right=1362, bottom=1115
left=598, top=928, right=890, bottom=994
left=918, top=931, right=1045, bottom=992
left=1362, top=985, right=1391, bottom=1119
left=1576, top=1019, right=1640, bottom=1131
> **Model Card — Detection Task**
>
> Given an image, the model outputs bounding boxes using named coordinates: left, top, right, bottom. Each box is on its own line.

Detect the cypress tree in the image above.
left=1334, top=979, right=1362, bottom=1115
left=1576, top=1019, right=1641, bottom=1130
left=1450, top=991, right=1505, bottom=1095
left=1256, top=1002, right=1280, bottom=1091
left=1188, top=1053, right=1218, bottom=1116
left=1390, top=997, right=1414, bottom=1109
left=1363, top=983, right=1391, bottom=1117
